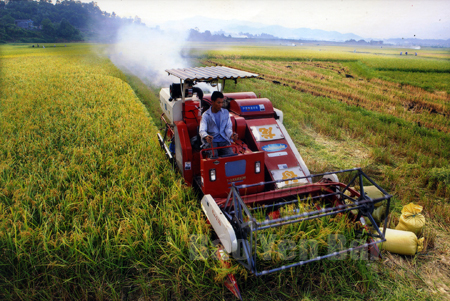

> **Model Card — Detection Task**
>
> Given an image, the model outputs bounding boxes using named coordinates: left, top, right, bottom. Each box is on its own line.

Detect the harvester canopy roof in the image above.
left=165, top=66, right=258, bottom=81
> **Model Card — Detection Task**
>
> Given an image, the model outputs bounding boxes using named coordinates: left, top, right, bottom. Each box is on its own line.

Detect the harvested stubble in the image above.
left=207, top=59, right=450, bottom=133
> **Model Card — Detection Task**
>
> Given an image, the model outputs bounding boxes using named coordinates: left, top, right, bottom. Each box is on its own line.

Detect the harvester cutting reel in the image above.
left=201, top=168, right=391, bottom=276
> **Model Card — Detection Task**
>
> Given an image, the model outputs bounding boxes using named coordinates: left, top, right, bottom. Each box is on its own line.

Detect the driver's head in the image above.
left=211, top=91, right=224, bottom=112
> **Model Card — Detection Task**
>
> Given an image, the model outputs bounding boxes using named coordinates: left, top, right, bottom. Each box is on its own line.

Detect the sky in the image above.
left=93, top=0, right=450, bottom=40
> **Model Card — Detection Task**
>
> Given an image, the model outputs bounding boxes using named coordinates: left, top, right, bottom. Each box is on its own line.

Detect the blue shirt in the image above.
left=199, top=108, right=233, bottom=145
left=212, top=111, right=227, bottom=143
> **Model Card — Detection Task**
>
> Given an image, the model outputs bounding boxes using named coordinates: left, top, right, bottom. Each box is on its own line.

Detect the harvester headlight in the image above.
left=210, top=169, right=216, bottom=181
left=255, top=161, right=261, bottom=174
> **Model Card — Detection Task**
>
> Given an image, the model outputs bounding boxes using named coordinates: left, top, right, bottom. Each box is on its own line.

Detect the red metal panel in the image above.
left=223, top=92, right=257, bottom=100
left=191, top=151, right=201, bottom=182
left=202, top=92, right=258, bottom=107
left=214, top=183, right=361, bottom=207
left=244, top=118, right=306, bottom=181
left=183, top=100, right=201, bottom=138
left=229, top=98, right=275, bottom=119
left=201, top=152, right=265, bottom=198
left=233, top=115, right=247, bottom=140
left=174, top=121, right=193, bottom=185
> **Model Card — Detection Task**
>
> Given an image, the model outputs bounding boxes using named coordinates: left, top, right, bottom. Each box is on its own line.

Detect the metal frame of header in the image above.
left=221, top=168, right=392, bottom=276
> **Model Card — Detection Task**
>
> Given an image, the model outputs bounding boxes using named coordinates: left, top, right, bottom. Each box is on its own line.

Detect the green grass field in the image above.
left=1, top=43, right=450, bottom=300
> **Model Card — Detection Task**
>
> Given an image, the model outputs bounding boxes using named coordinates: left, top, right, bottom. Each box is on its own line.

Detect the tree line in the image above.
left=187, top=28, right=277, bottom=42
left=0, top=0, right=144, bottom=43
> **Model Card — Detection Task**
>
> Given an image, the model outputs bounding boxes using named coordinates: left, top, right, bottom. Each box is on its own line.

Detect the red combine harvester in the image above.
left=157, top=66, right=391, bottom=299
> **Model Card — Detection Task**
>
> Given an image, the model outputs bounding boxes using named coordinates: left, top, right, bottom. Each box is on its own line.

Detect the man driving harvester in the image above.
left=199, top=91, right=238, bottom=157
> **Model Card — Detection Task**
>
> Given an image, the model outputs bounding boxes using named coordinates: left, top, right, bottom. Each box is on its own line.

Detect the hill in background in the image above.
left=0, top=0, right=144, bottom=43
left=1, top=1, right=449, bottom=47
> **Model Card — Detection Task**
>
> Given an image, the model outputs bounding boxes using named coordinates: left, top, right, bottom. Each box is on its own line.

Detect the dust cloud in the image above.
left=107, top=24, right=191, bottom=87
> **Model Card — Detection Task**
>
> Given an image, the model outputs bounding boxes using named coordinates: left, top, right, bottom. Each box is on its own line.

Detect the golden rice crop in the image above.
left=0, top=44, right=219, bottom=300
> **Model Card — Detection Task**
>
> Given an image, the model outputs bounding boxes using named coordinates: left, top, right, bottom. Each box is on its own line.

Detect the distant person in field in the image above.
left=199, top=91, right=238, bottom=157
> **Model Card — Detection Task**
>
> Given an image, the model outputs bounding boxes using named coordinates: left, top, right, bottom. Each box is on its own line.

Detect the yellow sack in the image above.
left=380, top=228, right=424, bottom=256
left=395, top=203, right=425, bottom=235
left=344, top=186, right=384, bottom=207
left=362, top=186, right=385, bottom=207
left=344, top=186, right=387, bottom=225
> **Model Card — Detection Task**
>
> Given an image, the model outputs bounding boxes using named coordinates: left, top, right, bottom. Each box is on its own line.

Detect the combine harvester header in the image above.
left=157, top=66, right=391, bottom=299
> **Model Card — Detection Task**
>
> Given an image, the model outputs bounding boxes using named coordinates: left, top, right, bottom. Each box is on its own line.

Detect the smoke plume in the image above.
left=108, top=24, right=191, bottom=87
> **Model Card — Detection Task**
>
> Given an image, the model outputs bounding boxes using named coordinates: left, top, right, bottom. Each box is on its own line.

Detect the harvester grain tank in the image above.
left=157, top=66, right=391, bottom=299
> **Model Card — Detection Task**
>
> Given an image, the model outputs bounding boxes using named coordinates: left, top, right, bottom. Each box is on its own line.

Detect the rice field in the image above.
left=0, top=44, right=215, bottom=300
left=1, top=43, right=450, bottom=300
left=203, top=44, right=450, bottom=91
